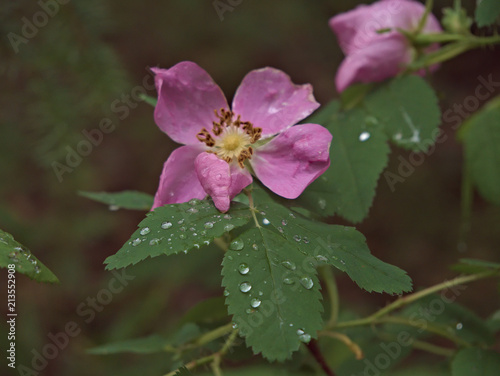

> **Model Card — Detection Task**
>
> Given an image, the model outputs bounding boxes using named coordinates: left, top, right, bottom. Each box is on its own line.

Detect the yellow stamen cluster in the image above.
left=196, top=109, right=262, bottom=168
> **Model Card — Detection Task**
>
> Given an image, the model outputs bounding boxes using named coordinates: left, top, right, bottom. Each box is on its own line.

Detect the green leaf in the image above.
left=475, top=0, right=500, bottom=27
left=178, top=296, right=228, bottom=325
left=174, top=367, right=193, bottom=376
left=451, top=258, right=500, bottom=275
left=0, top=229, right=59, bottom=284
left=299, top=107, right=390, bottom=222
left=364, top=76, right=441, bottom=152
left=222, top=227, right=324, bottom=361
left=79, top=190, right=154, bottom=210
left=105, top=199, right=252, bottom=269
left=88, top=323, right=200, bottom=354
left=254, top=189, right=411, bottom=294
left=451, top=348, right=500, bottom=376
left=461, top=105, right=500, bottom=205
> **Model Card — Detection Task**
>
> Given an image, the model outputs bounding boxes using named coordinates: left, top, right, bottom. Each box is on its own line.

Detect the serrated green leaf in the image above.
left=255, top=188, right=412, bottom=294
left=105, top=200, right=252, bottom=269
left=451, top=348, right=500, bottom=376
left=88, top=323, right=200, bottom=354
left=300, top=107, right=390, bottom=222
left=461, top=105, right=500, bottom=205
left=451, top=258, right=500, bottom=275
left=364, top=76, right=441, bottom=152
left=222, top=227, right=323, bottom=361
left=78, top=190, right=154, bottom=210
left=0, top=229, right=59, bottom=284
left=475, top=0, right=500, bottom=27
left=178, top=296, right=228, bottom=325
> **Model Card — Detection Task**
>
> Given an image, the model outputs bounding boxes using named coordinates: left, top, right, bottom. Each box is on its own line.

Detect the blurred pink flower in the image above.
left=329, top=0, right=442, bottom=92
left=151, top=61, right=332, bottom=212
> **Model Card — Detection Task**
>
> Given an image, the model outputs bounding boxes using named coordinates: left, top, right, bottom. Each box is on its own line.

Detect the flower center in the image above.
left=196, top=109, right=262, bottom=168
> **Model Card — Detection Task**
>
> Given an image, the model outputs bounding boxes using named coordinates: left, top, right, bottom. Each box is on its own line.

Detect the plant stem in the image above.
left=411, top=339, right=455, bottom=357
left=334, top=271, right=498, bottom=329
left=458, top=160, right=473, bottom=252
left=245, top=189, right=261, bottom=228
left=194, top=323, right=233, bottom=347
left=319, top=331, right=363, bottom=360
left=306, top=340, right=336, bottom=376
left=319, top=266, right=339, bottom=327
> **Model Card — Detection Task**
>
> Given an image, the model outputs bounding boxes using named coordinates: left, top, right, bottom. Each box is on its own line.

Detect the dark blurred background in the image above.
left=0, top=0, right=499, bottom=375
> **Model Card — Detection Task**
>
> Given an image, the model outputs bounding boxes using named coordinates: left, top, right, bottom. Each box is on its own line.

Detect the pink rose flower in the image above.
left=329, top=0, right=442, bottom=92
left=151, top=62, right=332, bottom=212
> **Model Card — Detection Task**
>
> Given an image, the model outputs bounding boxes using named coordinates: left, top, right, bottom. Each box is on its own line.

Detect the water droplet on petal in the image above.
left=281, top=261, right=297, bottom=270
left=230, top=239, right=244, bottom=250
left=250, top=298, right=261, bottom=308
left=139, top=227, right=150, bottom=235
left=300, top=276, right=314, bottom=290
left=239, top=282, right=252, bottom=293
left=238, top=263, right=250, bottom=275
left=262, top=218, right=270, bottom=225
left=161, top=221, right=172, bottom=229
left=359, top=131, right=370, bottom=142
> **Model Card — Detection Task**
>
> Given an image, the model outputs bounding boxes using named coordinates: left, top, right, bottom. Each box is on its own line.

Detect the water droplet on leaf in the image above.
left=204, top=222, right=214, bottom=229
left=281, top=261, right=296, bottom=270
left=239, top=282, right=252, bottom=293
left=161, top=221, right=172, bottom=229
left=139, top=227, right=150, bottom=235
left=224, top=224, right=235, bottom=232
left=230, top=239, right=244, bottom=250
left=238, top=263, right=250, bottom=275
left=149, top=238, right=161, bottom=246
left=262, top=218, right=270, bottom=225
left=359, top=131, right=370, bottom=142
left=300, top=276, right=314, bottom=290
left=250, top=298, right=261, bottom=308
left=131, top=238, right=142, bottom=246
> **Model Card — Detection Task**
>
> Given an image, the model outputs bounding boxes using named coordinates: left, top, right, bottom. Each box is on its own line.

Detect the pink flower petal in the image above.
left=152, top=62, right=229, bottom=145
left=251, top=123, right=332, bottom=199
left=330, top=0, right=442, bottom=54
left=232, top=68, right=319, bottom=138
left=195, top=153, right=253, bottom=212
left=335, top=32, right=411, bottom=92
left=152, top=145, right=207, bottom=209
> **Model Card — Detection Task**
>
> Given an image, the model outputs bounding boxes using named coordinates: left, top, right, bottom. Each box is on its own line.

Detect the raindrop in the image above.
left=230, top=239, right=244, bottom=250
left=283, top=277, right=294, bottom=285
left=303, top=237, right=310, bottom=244
left=179, top=234, right=187, bottom=240
left=149, top=238, right=161, bottom=246
left=109, top=205, right=119, bottom=211
left=238, top=263, right=250, bottom=275
left=318, top=199, right=326, bottom=210
left=262, top=218, right=270, bottom=225
left=224, top=290, right=230, bottom=296
left=293, top=235, right=301, bottom=242
left=131, top=238, right=142, bottom=246
left=281, top=261, right=297, bottom=271
left=193, top=243, right=200, bottom=249
left=139, top=227, right=150, bottom=235
left=297, top=329, right=312, bottom=343
left=252, top=243, right=259, bottom=251
left=178, top=219, right=185, bottom=225
left=224, top=214, right=232, bottom=220
left=239, top=282, right=252, bottom=293
left=359, top=131, right=371, bottom=142
left=34, top=265, right=41, bottom=274
left=278, top=227, right=284, bottom=233
left=300, top=276, right=314, bottom=290
left=456, top=323, right=463, bottom=330
left=232, top=322, right=238, bottom=329
left=204, top=222, right=214, bottom=229
left=258, top=291, right=263, bottom=296
left=224, top=224, right=235, bottom=232
left=186, top=207, right=198, bottom=214
left=281, top=219, right=288, bottom=226
left=315, top=255, right=328, bottom=262
left=246, top=308, right=255, bottom=314
left=289, top=213, right=296, bottom=219
left=161, top=221, right=172, bottom=229
left=188, top=198, right=199, bottom=205
left=340, top=260, right=346, bottom=265
left=250, top=298, right=262, bottom=308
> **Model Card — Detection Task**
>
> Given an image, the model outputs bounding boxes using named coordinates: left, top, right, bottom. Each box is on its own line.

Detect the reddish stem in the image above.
left=306, top=340, right=336, bottom=376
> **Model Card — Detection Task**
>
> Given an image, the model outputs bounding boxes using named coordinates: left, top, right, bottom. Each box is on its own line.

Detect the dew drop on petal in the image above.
left=239, top=282, right=252, bottom=293
left=238, top=263, right=250, bottom=275
left=250, top=298, right=261, bottom=308
left=300, top=276, right=314, bottom=290
left=161, top=221, right=172, bottom=229
left=139, top=227, right=150, bottom=235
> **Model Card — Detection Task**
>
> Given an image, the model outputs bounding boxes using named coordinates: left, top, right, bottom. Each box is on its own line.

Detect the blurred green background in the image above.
left=0, top=0, right=499, bottom=375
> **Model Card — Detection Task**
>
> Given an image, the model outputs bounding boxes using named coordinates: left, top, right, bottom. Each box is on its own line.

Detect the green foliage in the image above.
left=475, top=0, right=500, bottom=27
left=255, top=188, right=412, bottom=294
left=79, top=190, right=154, bottom=211
left=222, top=227, right=324, bottom=361
left=88, top=323, right=200, bottom=354
left=460, top=101, right=500, bottom=206
left=105, top=199, right=252, bottom=269
left=451, top=258, right=500, bottom=275
left=0, top=229, right=58, bottom=283
left=174, top=367, right=193, bottom=376
left=364, top=76, right=441, bottom=152
left=451, top=348, right=500, bottom=376
left=300, top=106, right=390, bottom=223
